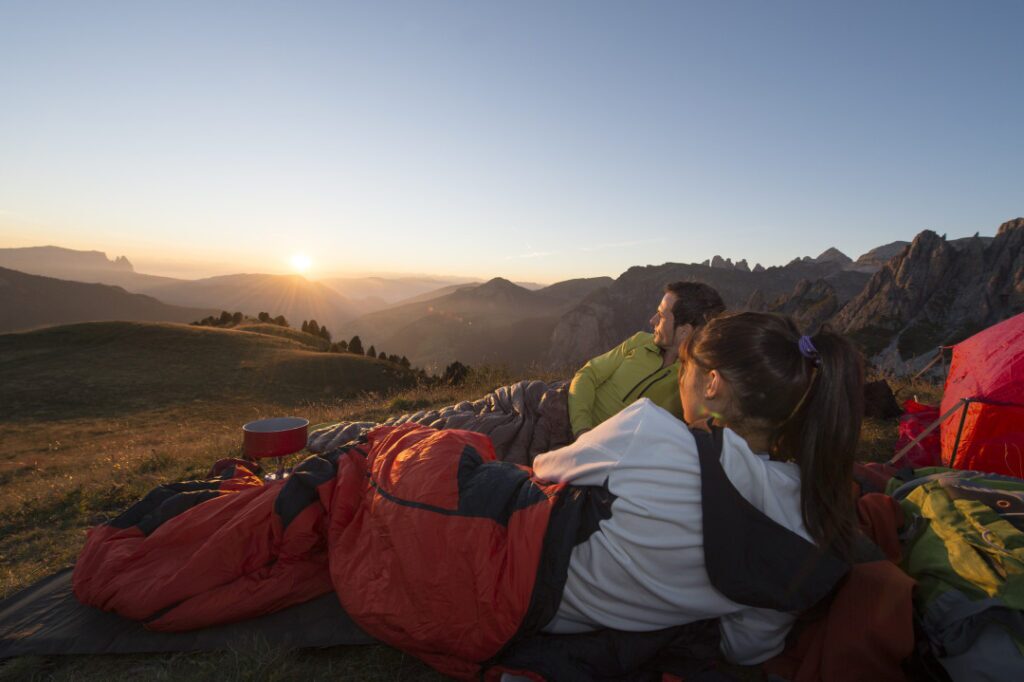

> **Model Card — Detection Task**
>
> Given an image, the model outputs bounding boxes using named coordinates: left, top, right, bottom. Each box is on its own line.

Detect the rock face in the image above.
left=766, top=279, right=842, bottom=334
left=833, top=219, right=1024, bottom=365
left=847, top=241, right=911, bottom=273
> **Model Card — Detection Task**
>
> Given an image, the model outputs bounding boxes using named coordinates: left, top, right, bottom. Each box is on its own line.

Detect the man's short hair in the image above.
left=664, top=281, right=726, bottom=329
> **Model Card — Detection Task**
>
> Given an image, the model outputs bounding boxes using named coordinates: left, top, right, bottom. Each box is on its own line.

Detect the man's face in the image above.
left=650, top=293, right=679, bottom=349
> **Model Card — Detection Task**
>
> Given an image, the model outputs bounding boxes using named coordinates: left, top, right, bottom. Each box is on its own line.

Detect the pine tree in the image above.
left=308, top=320, right=320, bottom=337
left=274, top=315, right=289, bottom=327
left=319, top=327, right=331, bottom=343
left=400, top=356, right=410, bottom=368
left=337, top=339, right=348, bottom=352
left=378, top=351, right=387, bottom=360
left=367, top=345, right=376, bottom=358
left=232, top=311, right=243, bottom=325
left=258, top=312, right=271, bottom=322
left=301, top=321, right=309, bottom=333
left=348, top=336, right=364, bottom=355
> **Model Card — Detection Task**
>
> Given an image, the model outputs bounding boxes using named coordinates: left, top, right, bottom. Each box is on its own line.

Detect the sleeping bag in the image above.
left=74, top=424, right=588, bottom=678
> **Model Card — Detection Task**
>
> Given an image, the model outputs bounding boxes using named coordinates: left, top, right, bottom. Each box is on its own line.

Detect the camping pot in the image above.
left=242, top=417, right=309, bottom=459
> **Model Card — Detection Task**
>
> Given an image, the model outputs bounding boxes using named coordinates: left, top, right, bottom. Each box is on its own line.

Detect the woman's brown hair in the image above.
left=680, top=312, right=864, bottom=557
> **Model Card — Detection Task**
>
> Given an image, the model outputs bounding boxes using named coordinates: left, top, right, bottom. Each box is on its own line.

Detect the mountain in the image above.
left=338, top=277, right=588, bottom=371
left=319, top=276, right=479, bottom=306
left=141, top=274, right=362, bottom=334
left=389, top=282, right=481, bottom=307
left=546, top=259, right=872, bottom=367
left=0, top=246, right=182, bottom=291
left=846, top=241, right=911, bottom=273
left=535, top=277, right=614, bottom=304
left=0, top=267, right=216, bottom=333
left=0, top=321, right=416, bottom=420
left=832, top=218, right=1024, bottom=369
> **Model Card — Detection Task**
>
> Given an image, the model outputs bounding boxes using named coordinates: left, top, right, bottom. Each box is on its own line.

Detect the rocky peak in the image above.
left=710, top=255, right=733, bottom=269
left=753, top=263, right=765, bottom=273
left=735, top=259, right=750, bottom=272
left=834, top=222, right=1024, bottom=364
left=997, top=217, right=1024, bottom=236
left=813, top=247, right=852, bottom=265
left=459, top=277, right=535, bottom=304
left=113, top=255, right=134, bottom=271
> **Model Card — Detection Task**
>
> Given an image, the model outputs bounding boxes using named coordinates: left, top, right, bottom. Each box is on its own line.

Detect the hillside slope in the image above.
left=0, top=267, right=215, bottom=332
left=0, top=321, right=416, bottom=420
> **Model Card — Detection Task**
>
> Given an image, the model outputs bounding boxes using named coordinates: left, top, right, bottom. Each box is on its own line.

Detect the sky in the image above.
left=1, top=1, right=1021, bottom=283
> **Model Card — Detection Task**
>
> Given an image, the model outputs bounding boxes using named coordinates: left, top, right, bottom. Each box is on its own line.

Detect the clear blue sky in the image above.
left=1, top=1, right=1021, bottom=282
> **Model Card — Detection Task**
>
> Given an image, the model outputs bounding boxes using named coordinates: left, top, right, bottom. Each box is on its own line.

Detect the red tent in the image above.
left=940, top=312, right=1024, bottom=476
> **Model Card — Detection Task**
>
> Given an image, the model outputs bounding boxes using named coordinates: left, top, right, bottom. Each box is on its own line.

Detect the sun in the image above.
left=289, top=253, right=312, bottom=274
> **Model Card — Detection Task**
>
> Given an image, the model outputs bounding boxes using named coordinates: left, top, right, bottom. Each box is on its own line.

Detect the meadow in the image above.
left=0, top=322, right=942, bottom=680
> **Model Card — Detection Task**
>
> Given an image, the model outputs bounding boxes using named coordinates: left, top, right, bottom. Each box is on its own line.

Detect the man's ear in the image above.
left=674, top=323, right=695, bottom=347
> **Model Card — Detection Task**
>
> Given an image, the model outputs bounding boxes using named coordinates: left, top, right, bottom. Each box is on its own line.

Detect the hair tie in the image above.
left=798, top=335, right=820, bottom=366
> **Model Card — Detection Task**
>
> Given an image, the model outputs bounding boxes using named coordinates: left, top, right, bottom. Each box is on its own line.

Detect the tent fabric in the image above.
left=895, top=400, right=942, bottom=467
left=0, top=568, right=374, bottom=659
left=941, top=312, right=1024, bottom=476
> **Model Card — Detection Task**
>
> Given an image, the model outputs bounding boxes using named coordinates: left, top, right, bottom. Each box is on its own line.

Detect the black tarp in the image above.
left=0, top=569, right=376, bottom=658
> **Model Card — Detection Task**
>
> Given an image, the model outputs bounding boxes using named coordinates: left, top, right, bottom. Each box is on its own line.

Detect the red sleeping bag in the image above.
left=74, top=425, right=576, bottom=679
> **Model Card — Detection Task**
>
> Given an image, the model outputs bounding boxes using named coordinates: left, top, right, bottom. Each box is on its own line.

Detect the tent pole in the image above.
left=948, top=399, right=973, bottom=469
left=888, top=397, right=968, bottom=466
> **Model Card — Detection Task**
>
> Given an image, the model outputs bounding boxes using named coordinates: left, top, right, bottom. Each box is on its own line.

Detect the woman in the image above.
left=532, top=311, right=864, bottom=664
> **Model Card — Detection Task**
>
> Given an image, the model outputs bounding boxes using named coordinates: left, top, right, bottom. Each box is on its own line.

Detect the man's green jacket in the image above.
left=568, top=332, right=683, bottom=436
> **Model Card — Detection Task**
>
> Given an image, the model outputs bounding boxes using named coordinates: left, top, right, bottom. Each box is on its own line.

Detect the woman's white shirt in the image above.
left=531, top=398, right=811, bottom=665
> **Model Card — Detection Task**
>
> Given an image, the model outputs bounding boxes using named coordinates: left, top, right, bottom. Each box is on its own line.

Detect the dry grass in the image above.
left=0, top=322, right=942, bottom=679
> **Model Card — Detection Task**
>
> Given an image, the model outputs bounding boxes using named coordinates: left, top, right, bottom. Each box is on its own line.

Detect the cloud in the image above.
left=580, top=237, right=667, bottom=253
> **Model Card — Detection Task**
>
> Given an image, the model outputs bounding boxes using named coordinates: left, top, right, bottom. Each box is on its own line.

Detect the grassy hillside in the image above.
left=0, top=321, right=518, bottom=680
left=0, top=322, right=414, bottom=422
left=235, top=321, right=331, bottom=350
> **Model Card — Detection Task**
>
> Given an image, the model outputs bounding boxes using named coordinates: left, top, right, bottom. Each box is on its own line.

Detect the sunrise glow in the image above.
left=290, top=253, right=312, bottom=274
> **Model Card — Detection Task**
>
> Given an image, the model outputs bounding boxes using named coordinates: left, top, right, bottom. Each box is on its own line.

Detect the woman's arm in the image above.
left=532, top=433, right=620, bottom=486
left=534, top=401, right=650, bottom=486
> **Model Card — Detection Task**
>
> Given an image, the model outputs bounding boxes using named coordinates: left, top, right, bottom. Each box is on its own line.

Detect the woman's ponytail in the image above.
left=775, top=330, right=864, bottom=559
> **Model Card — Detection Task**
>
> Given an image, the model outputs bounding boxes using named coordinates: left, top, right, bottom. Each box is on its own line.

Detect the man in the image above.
left=568, top=281, right=726, bottom=437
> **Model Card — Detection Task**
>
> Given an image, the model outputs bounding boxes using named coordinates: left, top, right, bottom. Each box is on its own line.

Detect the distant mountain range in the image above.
left=339, top=276, right=612, bottom=371
left=0, top=247, right=545, bottom=334
left=2, top=220, right=1020, bottom=373
left=0, top=267, right=215, bottom=332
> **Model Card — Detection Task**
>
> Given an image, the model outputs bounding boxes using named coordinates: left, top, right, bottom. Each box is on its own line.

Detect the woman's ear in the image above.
left=705, top=369, right=723, bottom=400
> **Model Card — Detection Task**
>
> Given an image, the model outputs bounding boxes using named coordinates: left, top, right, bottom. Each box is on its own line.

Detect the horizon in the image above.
left=1, top=2, right=1022, bottom=281
left=3, top=222, right=995, bottom=285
